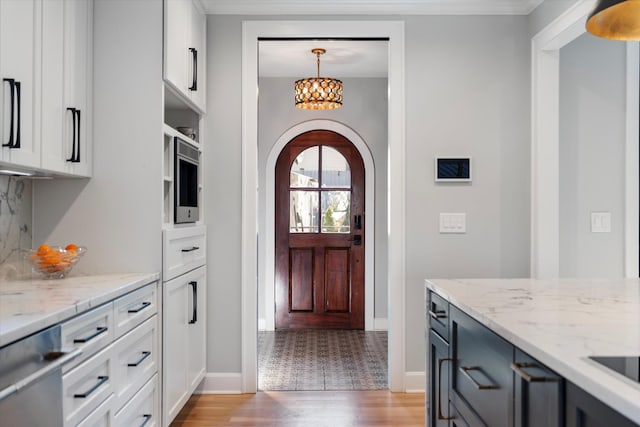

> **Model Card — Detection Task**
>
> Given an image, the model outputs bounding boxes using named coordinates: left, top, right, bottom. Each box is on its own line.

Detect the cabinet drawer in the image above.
left=112, top=315, right=158, bottom=412
left=63, top=344, right=114, bottom=427
left=113, top=283, right=158, bottom=338
left=450, top=305, right=513, bottom=427
left=62, top=302, right=114, bottom=373
left=77, top=394, right=114, bottom=427
left=114, top=374, right=159, bottom=427
left=428, top=291, right=449, bottom=341
left=163, top=225, right=206, bottom=280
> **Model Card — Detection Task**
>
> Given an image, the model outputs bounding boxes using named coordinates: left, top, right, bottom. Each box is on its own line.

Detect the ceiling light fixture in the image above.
left=294, top=48, right=343, bottom=110
left=586, top=0, right=640, bottom=40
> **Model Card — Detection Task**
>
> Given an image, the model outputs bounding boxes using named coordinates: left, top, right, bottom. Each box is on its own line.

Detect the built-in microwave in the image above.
left=174, top=137, right=199, bottom=223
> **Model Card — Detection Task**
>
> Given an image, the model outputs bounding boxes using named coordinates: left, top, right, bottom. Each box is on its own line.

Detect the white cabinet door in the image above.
left=162, top=273, right=189, bottom=425
left=0, top=0, right=40, bottom=169
left=41, top=0, right=92, bottom=177
left=162, top=265, right=206, bottom=426
left=163, top=0, right=206, bottom=113
left=186, top=266, right=206, bottom=391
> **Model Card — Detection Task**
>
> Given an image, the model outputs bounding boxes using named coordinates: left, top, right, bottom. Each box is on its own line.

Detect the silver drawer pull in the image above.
left=74, top=375, right=109, bottom=398
left=429, top=309, right=447, bottom=319
left=128, top=351, right=151, bottom=367
left=0, top=347, right=82, bottom=403
left=128, top=301, right=151, bottom=313
left=511, top=362, right=559, bottom=383
left=459, top=366, right=500, bottom=390
left=139, top=414, right=152, bottom=427
left=73, top=326, right=108, bottom=343
left=181, top=246, right=199, bottom=252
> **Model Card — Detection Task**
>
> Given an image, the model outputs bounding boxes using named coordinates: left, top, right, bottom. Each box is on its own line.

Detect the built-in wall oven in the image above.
left=174, top=136, right=200, bottom=224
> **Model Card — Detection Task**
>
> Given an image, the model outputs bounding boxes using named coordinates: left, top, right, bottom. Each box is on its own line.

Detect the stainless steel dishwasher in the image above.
left=0, top=325, right=82, bottom=427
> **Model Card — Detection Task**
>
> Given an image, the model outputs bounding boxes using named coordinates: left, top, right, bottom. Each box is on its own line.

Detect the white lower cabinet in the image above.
left=114, top=374, right=160, bottom=427
left=60, top=281, right=160, bottom=426
left=163, top=265, right=206, bottom=425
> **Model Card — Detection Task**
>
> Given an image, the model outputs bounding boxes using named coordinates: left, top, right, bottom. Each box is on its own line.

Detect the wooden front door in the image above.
left=275, top=130, right=365, bottom=329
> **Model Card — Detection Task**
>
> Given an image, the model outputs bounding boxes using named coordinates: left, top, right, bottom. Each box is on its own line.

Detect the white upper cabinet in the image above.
left=164, top=0, right=206, bottom=113
left=41, top=0, right=92, bottom=177
left=0, top=0, right=40, bottom=170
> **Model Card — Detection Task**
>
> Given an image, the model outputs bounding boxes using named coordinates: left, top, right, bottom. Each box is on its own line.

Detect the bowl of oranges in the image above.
left=26, top=244, right=86, bottom=279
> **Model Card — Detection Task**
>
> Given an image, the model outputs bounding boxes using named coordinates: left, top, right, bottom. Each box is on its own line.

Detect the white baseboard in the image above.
left=195, top=373, right=243, bottom=394
left=404, top=371, right=425, bottom=393
left=373, top=317, right=388, bottom=331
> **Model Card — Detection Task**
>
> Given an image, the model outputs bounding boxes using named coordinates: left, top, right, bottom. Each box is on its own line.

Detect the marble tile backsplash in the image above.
left=0, top=175, right=32, bottom=279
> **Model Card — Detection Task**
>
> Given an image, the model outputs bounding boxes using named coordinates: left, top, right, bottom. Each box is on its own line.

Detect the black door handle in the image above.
left=348, top=235, right=362, bottom=246
left=14, top=81, right=20, bottom=149
left=354, top=214, right=362, bottom=230
left=189, top=280, right=198, bottom=324
left=189, top=47, right=198, bottom=91
left=74, top=109, right=81, bottom=162
left=2, top=78, right=15, bottom=148
left=66, top=108, right=77, bottom=162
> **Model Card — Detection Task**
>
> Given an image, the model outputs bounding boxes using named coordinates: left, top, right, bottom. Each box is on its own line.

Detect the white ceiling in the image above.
left=200, top=0, right=543, bottom=15
left=259, top=40, right=388, bottom=78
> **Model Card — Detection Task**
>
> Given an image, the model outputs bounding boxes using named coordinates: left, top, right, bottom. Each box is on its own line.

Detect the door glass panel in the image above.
left=291, top=147, right=319, bottom=188
left=321, top=191, right=350, bottom=233
left=321, top=146, right=350, bottom=188
left=290, top=191, right=319, bottom=233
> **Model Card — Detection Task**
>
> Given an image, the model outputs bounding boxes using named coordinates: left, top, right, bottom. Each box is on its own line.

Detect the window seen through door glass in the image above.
left=291, top=147, right=319, bottom=188
left=289, top=145, right=351, bottom=234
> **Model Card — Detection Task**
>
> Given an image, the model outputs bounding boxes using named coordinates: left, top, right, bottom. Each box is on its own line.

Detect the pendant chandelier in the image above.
left=586, top=0, right=640, bottom=40
left=294, top=48, right=343, bottom=110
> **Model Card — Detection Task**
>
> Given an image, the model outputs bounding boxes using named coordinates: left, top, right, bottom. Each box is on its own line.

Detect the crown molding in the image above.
left=200, top=0, right=544, bottom=16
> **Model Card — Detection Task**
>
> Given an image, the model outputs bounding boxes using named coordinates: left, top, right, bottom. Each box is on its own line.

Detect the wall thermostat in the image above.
left=435, top=157, right=472, bottom=182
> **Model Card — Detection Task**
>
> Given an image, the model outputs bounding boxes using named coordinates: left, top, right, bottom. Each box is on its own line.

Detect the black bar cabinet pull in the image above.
left=189, top=281, right=198, bottom=324
left=66, top=108, right=77, bottom=161
left=2, top=78, right=14, bottom=147
left=128, top=351, right=151, bottom=367
left=437, top=358, right=455, bottom=420
left=73, top=326, right=108, bottom=343
left=139, top=414, right=152, bottom=427
left=181, top=246, right=200, bottom=252
left=189, top=47, right=198, bottom=91
left=14, top=81, right=20, bottom=148
left=74, top=375, right=109, bottom=398
left=74, top=109, right=81, bottom=162
left=128, top=301, right=151, bottom=313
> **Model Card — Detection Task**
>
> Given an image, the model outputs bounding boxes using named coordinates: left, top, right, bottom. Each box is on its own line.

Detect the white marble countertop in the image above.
left=0, top=272, right=160, bottom=348
left=425, top=278, right=640, bottom=425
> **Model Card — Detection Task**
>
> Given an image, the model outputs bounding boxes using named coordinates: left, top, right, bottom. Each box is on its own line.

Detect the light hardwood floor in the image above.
left=170, top=391, right=425, bottom=426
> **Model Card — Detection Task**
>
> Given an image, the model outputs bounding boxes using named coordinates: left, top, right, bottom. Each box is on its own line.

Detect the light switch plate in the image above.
left=440, top=213, right=466, bottom=234
left=591, top=212, right=611, bottom=233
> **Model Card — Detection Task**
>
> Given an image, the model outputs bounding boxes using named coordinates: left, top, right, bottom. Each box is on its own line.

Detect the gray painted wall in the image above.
left=559, top=34, right=626, bottom=277
left=205, top=14, right=531, bottom=374
left=257, top=77, right=389, bottom=322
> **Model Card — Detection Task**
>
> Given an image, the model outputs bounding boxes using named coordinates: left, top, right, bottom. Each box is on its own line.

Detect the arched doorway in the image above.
left=275, top=130, right=366, bottom=329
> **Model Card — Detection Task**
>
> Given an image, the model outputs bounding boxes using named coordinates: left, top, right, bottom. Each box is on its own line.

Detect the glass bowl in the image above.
left=26, top=246, right=87, bottom=279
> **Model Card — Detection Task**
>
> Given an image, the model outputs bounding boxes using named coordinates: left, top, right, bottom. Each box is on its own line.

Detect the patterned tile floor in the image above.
left=258, top=330, right=388, bottom=391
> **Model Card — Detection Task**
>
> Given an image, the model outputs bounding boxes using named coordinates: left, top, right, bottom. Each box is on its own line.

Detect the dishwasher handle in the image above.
left=0, top=347, right=82, bottom=402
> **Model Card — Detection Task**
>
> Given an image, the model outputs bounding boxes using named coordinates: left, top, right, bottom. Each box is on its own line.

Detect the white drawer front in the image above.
left=62, top=302, right=114, bottom=373
left=114, top=374, right=159, bottom=427
left=77, top=394, right=114, bottom=427
left=112, top=315, right=158, bottom=412
left=163, top=225, right=206, bottom=280
left=113, top=283, right=158, bottom=338
left=63, top=344, right=114, bottom=427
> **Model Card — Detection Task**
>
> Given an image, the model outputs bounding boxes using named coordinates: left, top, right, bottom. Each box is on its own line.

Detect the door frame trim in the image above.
left=242, top=20, right=406, bottom=393
left=263, top=120, right=376, bottom=332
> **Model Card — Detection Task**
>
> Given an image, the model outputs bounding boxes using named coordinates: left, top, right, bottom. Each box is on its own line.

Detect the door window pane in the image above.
left=321, top=191, right=350, bottom=233
left=321, top=146, right=350, bottom=188
left=290, top=191, right=319, bottom=233
left=291, top=147, right=319, bottom=188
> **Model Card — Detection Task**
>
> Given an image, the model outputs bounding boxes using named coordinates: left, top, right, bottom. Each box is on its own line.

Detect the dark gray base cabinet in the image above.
left=565, top=382, right=637, bottom=427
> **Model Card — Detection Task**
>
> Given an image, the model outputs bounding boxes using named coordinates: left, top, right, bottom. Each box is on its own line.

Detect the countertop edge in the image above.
left=425, top=278, right=640, bottom=425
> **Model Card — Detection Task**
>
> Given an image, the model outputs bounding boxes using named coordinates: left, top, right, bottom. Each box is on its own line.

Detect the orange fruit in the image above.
left=65, top=243, right=78, bottom=252
left=37, top=244, right=51, bottom=255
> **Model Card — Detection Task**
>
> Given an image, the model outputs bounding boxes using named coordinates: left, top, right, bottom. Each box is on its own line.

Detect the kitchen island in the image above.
left=426, top=278, right=640, bottom=426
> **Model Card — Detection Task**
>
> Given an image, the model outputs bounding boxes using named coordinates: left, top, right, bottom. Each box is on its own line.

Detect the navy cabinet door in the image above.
left=429, top=329, right=452, bottom=427
left=566, top=382, right=637, bottom=427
